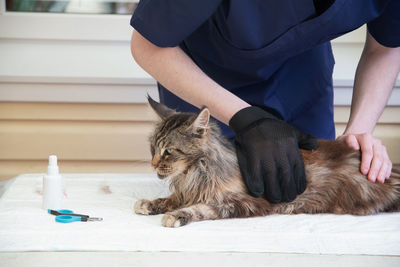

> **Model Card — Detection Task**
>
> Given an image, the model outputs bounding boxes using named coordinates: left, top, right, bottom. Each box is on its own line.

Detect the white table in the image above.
left=1, top=173, right=399, bottom=267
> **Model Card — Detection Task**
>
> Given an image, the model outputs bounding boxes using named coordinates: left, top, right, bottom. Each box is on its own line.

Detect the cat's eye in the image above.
left=166, top=148, right=174, bottom=154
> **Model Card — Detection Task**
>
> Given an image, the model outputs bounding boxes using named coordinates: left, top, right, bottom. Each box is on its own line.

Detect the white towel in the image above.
left=0, top=173, right=399, bottom=255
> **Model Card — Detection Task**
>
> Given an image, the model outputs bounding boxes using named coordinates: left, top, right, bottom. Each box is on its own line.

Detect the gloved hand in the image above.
left=229, top=106, right=317, bottom=203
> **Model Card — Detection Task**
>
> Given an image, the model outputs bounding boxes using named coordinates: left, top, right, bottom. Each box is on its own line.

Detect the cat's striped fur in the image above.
left=134, top=97, right=400, bottom=227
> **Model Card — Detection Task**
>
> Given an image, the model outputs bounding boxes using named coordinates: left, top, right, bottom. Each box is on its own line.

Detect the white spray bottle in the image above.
left=42, top=155, right=63, bottom=210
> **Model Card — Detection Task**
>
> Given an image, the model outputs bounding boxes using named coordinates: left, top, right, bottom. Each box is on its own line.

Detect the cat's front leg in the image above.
left=134, top=194, right=180, bottom=215
left=162, top=203, right=218, bottom=227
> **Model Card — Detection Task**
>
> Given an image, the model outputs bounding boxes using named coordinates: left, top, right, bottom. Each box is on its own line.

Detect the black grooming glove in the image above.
left=229, top=106, right=317, bottom=203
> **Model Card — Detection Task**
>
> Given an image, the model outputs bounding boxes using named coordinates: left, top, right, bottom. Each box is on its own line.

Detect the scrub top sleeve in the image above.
left=131, top=0, right=223, bottom=47
left=367, top=0, right=400, bottom=48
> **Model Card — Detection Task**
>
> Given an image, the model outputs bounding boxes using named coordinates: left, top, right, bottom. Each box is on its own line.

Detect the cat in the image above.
left=134, top=96, right=400, bottom=227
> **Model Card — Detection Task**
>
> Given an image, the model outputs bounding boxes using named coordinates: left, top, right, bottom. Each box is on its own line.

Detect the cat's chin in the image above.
left=157, top=173, right=169, bottom=180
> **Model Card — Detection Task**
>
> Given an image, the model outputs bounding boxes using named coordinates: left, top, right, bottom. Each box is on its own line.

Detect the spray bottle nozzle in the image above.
left=49, top=155, right=57, bottom=166
left=47, top=155, right=59, bottom=176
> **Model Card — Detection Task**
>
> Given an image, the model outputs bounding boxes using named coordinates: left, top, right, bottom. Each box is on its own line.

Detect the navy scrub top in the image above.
left=131, top=0, right=400, bottom=140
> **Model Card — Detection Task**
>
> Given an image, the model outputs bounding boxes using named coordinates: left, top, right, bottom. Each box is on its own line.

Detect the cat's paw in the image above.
left=161, top=211, right=191, bottom=228
left=134, top=199, right=152, bottom=215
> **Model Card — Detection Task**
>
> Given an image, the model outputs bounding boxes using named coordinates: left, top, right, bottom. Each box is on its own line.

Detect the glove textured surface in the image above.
left=230, top=107, right=317, bottom=203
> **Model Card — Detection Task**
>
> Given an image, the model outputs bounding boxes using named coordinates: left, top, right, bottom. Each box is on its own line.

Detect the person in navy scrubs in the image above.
left=130, top=0, right=400, bottom=203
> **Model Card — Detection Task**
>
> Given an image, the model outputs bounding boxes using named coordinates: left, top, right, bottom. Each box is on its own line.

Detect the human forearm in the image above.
left=344, top=32, right=400, bottom=135
left=130, top=30, right=250, bottom=125
left=339, top=32, right=400, bottom=183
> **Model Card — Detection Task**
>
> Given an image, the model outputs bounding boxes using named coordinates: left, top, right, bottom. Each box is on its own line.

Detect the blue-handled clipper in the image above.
left=48, top=209, right=103, bottom=223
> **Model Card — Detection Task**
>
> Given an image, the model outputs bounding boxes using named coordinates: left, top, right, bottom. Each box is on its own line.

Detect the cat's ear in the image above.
left=190, top=107, right=210, bottom=136
left=147, top=94, right=175, bottom=120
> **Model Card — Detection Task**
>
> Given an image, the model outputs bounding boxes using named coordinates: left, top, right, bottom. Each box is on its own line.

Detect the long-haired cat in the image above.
left=134, top=97, right=400, bottom=227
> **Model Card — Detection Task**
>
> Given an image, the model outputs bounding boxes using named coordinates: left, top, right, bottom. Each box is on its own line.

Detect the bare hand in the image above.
left=337, top=133, right=392, bottom=183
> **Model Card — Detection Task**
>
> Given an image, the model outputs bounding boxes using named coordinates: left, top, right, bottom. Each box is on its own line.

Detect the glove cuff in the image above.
left=229, top=106, right=278, bottom=133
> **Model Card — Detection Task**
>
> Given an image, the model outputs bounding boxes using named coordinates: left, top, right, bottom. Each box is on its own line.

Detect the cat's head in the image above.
left=147, top=95, right=213, bottom=180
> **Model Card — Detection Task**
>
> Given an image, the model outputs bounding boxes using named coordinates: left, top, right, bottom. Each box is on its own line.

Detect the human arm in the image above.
left=338, top=32, right=400, bottom=183
left=130, top=29, right=249, bottom=124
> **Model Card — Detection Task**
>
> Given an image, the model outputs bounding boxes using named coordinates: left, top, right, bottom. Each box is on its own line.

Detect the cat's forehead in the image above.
left=152, top=113, right=194, bottom=144
left=157, top=114, right=193, bottom=131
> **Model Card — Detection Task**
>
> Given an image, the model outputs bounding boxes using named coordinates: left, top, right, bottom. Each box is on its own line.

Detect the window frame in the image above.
left=0, top=12, right=132, bottom=41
